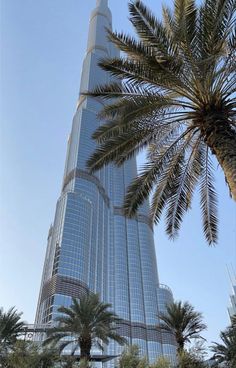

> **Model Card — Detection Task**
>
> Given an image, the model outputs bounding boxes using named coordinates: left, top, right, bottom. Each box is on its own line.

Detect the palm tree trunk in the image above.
left=80, top=338, right=92, bottom=362
left=204, top=119, right=236, bottom=200
left=176, top=343, right=186, bottom=368
left=177, top=344, right=184, bottom=355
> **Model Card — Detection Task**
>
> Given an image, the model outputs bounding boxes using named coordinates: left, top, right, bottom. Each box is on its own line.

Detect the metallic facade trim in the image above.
left=40, top=275, right=89, bottom=303
left=117, top=320, right=176, bottom=345
left=40, top=273, right=175, bottom=345
left=40, top=277, right=176, bottom=344
left=86, top=45, right=109, bottom=55
left=90, top=11, right=111, bottom=23
left=62, top=168, right=110, bottom=207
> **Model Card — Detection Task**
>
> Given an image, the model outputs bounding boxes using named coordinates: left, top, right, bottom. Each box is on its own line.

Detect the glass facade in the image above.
left=35, top=0, right=176, bottom=365
left=228, top=283, right=236, bottom=320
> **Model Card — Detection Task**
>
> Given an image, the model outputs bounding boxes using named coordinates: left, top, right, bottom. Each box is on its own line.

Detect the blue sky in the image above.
left=0, top=0, right=235, bottom=352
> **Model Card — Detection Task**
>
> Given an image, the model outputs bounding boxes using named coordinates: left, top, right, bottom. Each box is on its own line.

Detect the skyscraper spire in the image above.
left=96, top=0, right=108, bottom=7
left=79, top=0, right=113, bottom=97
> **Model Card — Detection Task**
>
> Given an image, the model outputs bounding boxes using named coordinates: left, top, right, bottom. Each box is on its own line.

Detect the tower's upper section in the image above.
left=79, top=0, right=115, bottom=96
left=86, top=0, right=112, bottom=55
left=96, top=0, right=108, bottom=8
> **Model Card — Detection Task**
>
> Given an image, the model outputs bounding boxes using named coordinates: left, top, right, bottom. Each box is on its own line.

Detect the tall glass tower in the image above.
left=35, top=0, right=176, bottom=363
left=228, top=277, right=236, bottom=320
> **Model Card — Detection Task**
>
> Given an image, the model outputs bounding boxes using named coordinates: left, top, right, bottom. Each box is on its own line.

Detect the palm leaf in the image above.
left=199, top=148, right=218, bottom=245
left=150, top=130, right=199, bottom=224
left=98, top=57, right=196, bottom=101
left=165, top=132, right=202, bottom=238
left=124, top=127, right=195, bottom=217
left=128, top=0, right=172, bottom=55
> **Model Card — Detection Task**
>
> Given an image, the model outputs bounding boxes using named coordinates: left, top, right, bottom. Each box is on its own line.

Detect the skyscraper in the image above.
left=35, top=0, right=176, bottom=363
left=228, top=284, right=236, bottom=319
left=228, top=275, right=236, bottom=320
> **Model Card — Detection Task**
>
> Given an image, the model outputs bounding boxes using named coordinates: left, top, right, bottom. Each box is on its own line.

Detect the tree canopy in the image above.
left=86, top=0, right=236, bottom=245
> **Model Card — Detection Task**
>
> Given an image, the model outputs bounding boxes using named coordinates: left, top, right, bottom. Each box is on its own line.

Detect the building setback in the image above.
left=35, top=0, right=176, bottom=364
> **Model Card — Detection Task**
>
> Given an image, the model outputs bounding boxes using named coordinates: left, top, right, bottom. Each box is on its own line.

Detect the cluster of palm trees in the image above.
left=0, top=307, right=60, bottom=368
left=117, top=345, right=206, bottom=368
left=158, top=302, right=236, bottom=367
left=0, top=295, right=236, bottom=367
left=0, top=294, right=125, bottom=367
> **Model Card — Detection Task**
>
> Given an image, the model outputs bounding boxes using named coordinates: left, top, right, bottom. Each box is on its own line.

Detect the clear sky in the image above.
left=0, top=0, right=235, bottom=353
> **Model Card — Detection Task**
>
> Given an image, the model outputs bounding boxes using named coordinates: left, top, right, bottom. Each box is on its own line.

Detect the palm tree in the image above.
left=59, top=355, right=81, bottom=368
left=211, top=321, right=236, bottom=367
left=231, top=314, right=236, bottom=326
left=38, top=346, right=61, bottom=368
left=150, top=357, right=172, bottom=368
left=158, top=301, right=206, bottom=354
left=118, top=345, right=148, bottom=368
left=177, top=350, right=206, bottom=368
left=44, top=293, right=126, bottom=362
left=0, top=307, right=25, bottom=359
left=86, top=0, right=236, bottom=245
left=5, top=340, right=60, bottom=368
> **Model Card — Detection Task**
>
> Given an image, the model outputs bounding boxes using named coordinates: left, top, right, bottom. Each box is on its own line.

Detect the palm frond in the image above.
left=228, top=23, right=236, bottom=52
left=124, top=127, right=194, bottom=217
left=87, top=98, right=193, bottom=172
left=162, top=5, right=175, bottom=41
left=129, top=0, right=172, bottom=56
left=150, top=129, right=198, bottom=224
left=173, top=0, right=194, bottom=41
left=199, top=148, right=218, bottom=245
left=211, top=325, right=236, bottom=365
left=58, top=340, right=78, bottom=354
left=106, top=30, right=157, bottom=62
left=43, top=332, right=70, bottom=347
left=87, top=128, right=151, bottom=172
left=97, top=93, right=176, bottom=120
left=184, top=138, right=205, bottom=209
left=199, top=0, right=235, bottom=60
left=183, top=1, right=198, bottom=46
left=0, top=307, right=25, bottom=347
left=214, top=0, right=236, bottom=39
left=57, top=306, right=75, bottom=319
left=165, top=132, right=202, bottom=238
left=98, top=57, right=196, bottom=102
left=91, top=99, right=186, bottom=145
